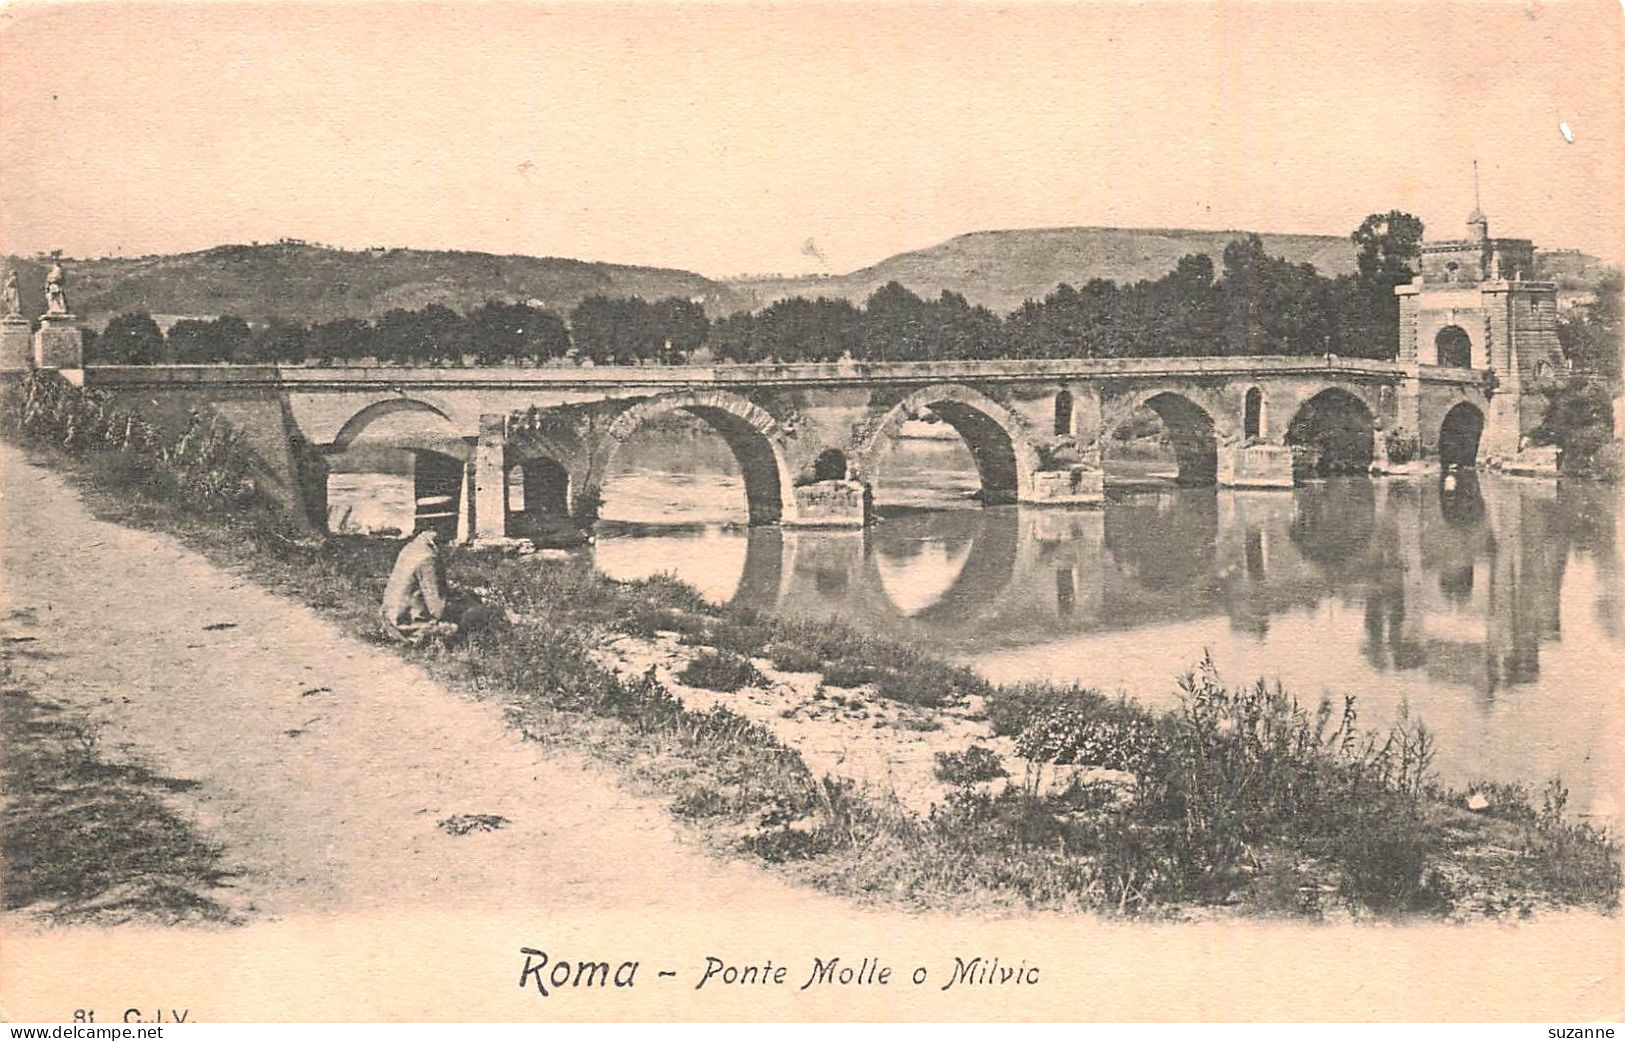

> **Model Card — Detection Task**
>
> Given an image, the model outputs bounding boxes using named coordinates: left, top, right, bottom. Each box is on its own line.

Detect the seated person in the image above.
left=380, top=530, right=490, bottom=643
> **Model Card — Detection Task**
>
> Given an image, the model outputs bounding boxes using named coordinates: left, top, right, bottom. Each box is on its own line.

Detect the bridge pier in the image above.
left=789, top=478, right=868, bottom=527
left=1025, top=465, right=1105, bottom=505
left=1216, top=444, right=1294, bottom=489
left=471, top=413, right=510, bottom=544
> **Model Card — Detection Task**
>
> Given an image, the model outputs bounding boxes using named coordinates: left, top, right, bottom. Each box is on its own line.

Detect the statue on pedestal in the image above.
left=45, top=262, right=69, bottom=315
left=1, top=265, right=20, bottom=317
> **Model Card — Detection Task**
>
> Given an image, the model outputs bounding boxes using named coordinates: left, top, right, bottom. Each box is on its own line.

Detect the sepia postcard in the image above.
left=1, top=0, right=1622, bottom=1024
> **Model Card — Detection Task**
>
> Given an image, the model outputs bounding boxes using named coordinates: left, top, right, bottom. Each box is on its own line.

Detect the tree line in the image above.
left=89, top=296, right=709, bottom=367
left=87, top=213, right=1429, bottom=366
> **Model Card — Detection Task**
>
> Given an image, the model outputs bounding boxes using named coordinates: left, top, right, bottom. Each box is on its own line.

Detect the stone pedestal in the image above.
left=1025, top=466, right=1105, bottom=506
left=0, top=316, right=31, bottom=371
left=1217, top=445, right=1294, bottom=488
left=788, top=479, right=867, bottom=527
left=34, top=313, right=84, bottom=370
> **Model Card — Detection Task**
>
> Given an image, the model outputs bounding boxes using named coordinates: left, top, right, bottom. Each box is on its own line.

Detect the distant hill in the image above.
left=728, top=227, right=1362, bottom=314
left=2, top=243, right=749, bottom=329
left=728, top=226, right=1609, bottom=315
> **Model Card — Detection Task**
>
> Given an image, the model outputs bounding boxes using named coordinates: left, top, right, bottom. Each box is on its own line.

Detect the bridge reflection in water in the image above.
left=592, top=474, right=1623, bottom=817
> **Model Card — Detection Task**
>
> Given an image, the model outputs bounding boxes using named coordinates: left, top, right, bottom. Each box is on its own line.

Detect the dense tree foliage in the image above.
left=93, top=312, right=166, bottom=364
left=167, top=316, right=253, bottom=364
left=569, top=296, right=707, bottom=365
left=704, top=216, right=1420, bottom=363
left=1558, top=269, right=1622, bottom=382
left=1538, top=270, right=1622, bottom=478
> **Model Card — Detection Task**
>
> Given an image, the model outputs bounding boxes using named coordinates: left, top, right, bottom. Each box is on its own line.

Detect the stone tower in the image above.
left=1394, top=207, right=1563, bottom=461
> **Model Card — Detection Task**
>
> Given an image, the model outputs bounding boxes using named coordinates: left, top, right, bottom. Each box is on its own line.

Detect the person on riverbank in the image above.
left=380, top=530, right=490, bottom=644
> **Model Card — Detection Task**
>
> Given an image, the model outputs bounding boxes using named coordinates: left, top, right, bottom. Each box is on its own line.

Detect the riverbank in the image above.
left=2, top=372, right=1618, bottom=922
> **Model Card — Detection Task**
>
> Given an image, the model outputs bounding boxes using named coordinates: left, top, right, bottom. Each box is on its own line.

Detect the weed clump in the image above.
left=678, top=651, right=765, bottom=693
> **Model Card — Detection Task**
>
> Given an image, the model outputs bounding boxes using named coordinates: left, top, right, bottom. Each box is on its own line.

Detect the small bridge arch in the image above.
left=859, top=383, right=1042, bottom=505
left=322, top=397, right=473, bottom=538
left=328, top=397, right=470, bottom=460
left=584, top=389, right=798, bottom=525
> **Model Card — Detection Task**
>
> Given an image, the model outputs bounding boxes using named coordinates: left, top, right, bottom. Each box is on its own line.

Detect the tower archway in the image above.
left=1438, top=401, right=1486, bottom=468
left=1434, top=325, right=1474, bottom=369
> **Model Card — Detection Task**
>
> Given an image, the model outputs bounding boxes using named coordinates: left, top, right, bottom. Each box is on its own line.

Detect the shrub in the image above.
left=1522, top=779, right=1623, bottom=906
left=1384, top=428, right=1420, bottom=465
left=1533, top=377, right=1620, bottom=479
left=5, top=372, right=274, bottom=519
left=934, top=745, right=1009, bottom=786
left=984, top=683, right=1110, bottom=737
left=1015, top=710, right=1167, bottom=774
left=821, top=658, right=881, bottom=689
left=765, top=642, right=822, bottom=673
left=677, top=650, right=764, bottom=693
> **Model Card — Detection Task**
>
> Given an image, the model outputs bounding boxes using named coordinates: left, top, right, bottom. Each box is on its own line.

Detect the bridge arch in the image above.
left=1438, top=401, right=1486, bottom=468
left=808, top=447, right=851, bottom=483
left=1103, top=389, right=1221, bottom=484
left=1285, top=387, right=1378, bottom=476
left=321, top=398, right=474, bottom=538
left=586, top=390, right=797, bottom=525
left=859, top=383, right=1041, bottom=505
left=328, top=397, right=470, bottom=459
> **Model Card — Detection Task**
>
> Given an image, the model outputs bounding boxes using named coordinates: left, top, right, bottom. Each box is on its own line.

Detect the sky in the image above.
left=1, top=1, right=1621, bottom=276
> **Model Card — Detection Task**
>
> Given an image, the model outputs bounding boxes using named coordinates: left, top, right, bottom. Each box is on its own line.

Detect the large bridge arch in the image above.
left=584, top=389, right=798, bottom=525
left=858, top=383, right=1042, bottom=505
left=1284, top=387, right=1380, bottom=476
left=1102, top=387, right=1224, bottom=484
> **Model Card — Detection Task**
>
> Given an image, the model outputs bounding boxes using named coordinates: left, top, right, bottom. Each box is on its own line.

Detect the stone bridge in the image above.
left=80, top=354, right=1502, bottom=540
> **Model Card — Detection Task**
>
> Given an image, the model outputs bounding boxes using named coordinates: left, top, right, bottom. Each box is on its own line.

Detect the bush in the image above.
left=765, top=642, right=822, bottom=673
left=1015, top=710, right=1167, bottom=774
left=5, top=372, right=272, bottom=518
left=934, top=745, right=1009, bottom=786
left=677, top=651, right=764, bottom=693
left=985, top=683, right=1102, bottom=737
left=1522, top=779, right=1623, bottom=906
left=1384, top=428, right=1420, bottom=465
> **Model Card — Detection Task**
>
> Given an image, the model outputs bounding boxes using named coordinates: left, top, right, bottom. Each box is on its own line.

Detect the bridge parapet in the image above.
left=81, top=354, right=1433, bottom=389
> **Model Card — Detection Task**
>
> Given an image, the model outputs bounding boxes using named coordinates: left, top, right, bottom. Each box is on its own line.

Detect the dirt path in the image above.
left=0, top=443, right=826, bottom=921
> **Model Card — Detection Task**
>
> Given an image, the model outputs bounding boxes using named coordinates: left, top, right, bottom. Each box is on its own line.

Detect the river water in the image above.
left=593, top=434, right=1624, bottom=819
